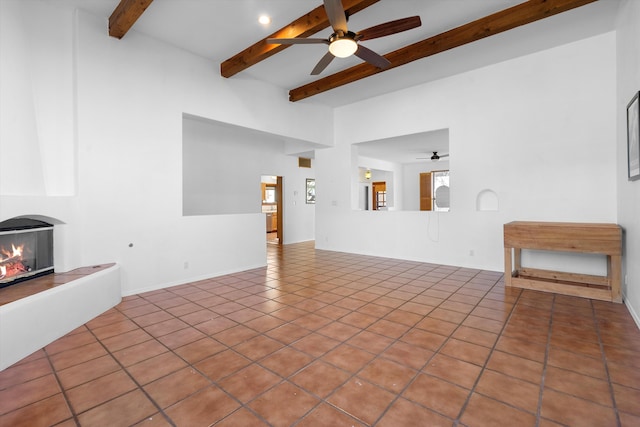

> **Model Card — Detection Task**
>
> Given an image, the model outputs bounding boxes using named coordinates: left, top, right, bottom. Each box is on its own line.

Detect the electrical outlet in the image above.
left=469, top=250, right=474, bottom=256
left=184, top=261, right=189, bottom=269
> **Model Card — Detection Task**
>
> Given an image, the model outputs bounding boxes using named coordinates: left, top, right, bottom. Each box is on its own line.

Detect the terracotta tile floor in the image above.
left=1, top=241, right=640, bottom=426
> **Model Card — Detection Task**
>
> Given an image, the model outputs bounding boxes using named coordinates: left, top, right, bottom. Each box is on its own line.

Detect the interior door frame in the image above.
left=276, top=176, right=283, bottom=245
left=372, top=181, right=386, bottom=210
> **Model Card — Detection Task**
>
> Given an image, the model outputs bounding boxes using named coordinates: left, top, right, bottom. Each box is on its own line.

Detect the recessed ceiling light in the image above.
left=258, top=15, right=271, bottom=25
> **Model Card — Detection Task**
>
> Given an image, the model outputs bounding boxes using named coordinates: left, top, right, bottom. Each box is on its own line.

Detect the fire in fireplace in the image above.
left=0, top=218, right=54, bottom=288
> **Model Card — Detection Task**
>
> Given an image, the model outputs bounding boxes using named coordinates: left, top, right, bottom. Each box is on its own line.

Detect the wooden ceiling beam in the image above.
left=220, top=0, right=380, bottom=78
left=109, top=0, right=155, bottom=39
left=289, top=0, right=597, bottom=102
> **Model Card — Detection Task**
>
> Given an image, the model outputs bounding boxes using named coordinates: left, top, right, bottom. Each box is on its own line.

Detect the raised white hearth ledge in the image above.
left=0, top=264, right=121, bottom=371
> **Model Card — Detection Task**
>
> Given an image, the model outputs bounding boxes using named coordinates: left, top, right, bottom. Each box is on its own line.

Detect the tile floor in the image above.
left=1, top=241, right=639, bottom=426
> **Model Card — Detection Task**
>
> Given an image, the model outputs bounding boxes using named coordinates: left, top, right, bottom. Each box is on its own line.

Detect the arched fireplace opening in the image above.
left=0, top=218, right=54, bottom=288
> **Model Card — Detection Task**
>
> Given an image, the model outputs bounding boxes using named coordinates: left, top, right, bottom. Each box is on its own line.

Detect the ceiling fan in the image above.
left=266, top=0, right=421, bottom=75
left=417, top=151, right=450, bottom=161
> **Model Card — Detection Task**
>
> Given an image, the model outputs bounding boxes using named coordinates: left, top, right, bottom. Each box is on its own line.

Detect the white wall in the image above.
left=182, top=116, right=316, bottom=243
left=616, top=0, right=640, bottom=323
left=0, top=1, right=75, bottom=197
left=317, top=32, right=617, bottom=274
left=282, top=163, right=317, bottom=244
left=0, top=1, right=328, bottom=295
left=183, top=117, right=285, bottom=216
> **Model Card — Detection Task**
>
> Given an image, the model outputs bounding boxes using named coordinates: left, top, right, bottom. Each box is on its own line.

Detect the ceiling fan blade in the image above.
left=355, top=45, right=391, bottom=69
left=430, top=152, right=450, bottom=160
left=310, top=51, right=335, bottom=75
left=267, top=38, right=329, bottom=45
left=324, top=0, right=348, bottom=33
left=357, top=16, right=422, bottom=41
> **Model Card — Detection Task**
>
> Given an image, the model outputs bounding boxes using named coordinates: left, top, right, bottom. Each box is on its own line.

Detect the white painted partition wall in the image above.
left=0, top=265, right=121, bottom=370
left=317, top=32, right=617, bottom=275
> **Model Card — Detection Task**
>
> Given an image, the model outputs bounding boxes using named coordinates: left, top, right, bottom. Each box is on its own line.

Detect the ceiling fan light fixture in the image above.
left=329, top=38, right=357, bottom=58
left=431, top=152, right=440, bottom=161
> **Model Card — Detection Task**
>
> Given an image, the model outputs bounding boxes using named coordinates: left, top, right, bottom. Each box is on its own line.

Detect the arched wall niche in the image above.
left=476, top=189, right=499, bottom=212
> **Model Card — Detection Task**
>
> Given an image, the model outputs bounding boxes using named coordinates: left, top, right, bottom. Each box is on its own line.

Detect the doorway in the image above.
left=261, top=175, right=283, bottom=245
left=372, top=181, right=387, bottom=210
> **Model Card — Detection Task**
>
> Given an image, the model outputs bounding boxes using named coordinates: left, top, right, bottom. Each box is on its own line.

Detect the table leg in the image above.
left=609, top=254, right=622, bottom=303
left=504, top=247, right=513, bottom=287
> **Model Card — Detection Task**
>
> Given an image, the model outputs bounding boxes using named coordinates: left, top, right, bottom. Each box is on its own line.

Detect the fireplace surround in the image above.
left=0, top=216, right=121, bottom=370
left=0, top=218, right=54, bottom=288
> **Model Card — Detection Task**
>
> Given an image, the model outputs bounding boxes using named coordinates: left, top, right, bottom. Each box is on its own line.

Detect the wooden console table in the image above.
left=504, top=221, right=622, bottom=303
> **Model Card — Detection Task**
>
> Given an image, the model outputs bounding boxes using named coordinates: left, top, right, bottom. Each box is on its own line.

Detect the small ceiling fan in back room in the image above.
left=267, top=0, right=421, bottom=75
left=417, top=151, right=450, bottom=161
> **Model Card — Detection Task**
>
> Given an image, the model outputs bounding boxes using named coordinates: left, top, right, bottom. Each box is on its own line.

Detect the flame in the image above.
left=1, top=243, right=22, bottom=258
left=12, top=244, right=22, bottom=258
left=0, top=243, right=26, bottom=280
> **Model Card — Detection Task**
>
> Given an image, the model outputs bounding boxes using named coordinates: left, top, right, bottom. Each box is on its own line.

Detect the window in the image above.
left=420, top=170, right=449, bottom=212
left=377, top=191, right=387, bottom=209
left=433, top=170, right=450, bottom=211
left=263, top=184, right=276, bottom=203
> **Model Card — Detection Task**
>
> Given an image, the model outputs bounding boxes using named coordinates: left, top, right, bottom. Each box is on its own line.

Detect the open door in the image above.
left=420, top=172, right=432, bottom=211
left=261, top=175, right=283, bottom=245
left=276, top=176, right=283, bottom=245
left=372, top=181, right=387, bottom=210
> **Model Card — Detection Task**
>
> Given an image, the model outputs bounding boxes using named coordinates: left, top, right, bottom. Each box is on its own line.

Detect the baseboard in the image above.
left=624, top=294, right=640, bottom=330
left=121, top=262, right=267, bottom=297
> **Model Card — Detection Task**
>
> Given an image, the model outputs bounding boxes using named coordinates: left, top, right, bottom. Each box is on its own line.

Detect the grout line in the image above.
left=534, top=294, right=555, bottom=427
left=592, top=300, right=622, bottom=427
left=449, top=277, right=524, bottom=425
left=83, top=313, right=177, bottom=427
left=126, top=295, right=263, bottom=425
left=369, top=269, right=513, bottom=426
left=42, top=345, right=81, bottom=426
left=253, top=253, right=475, bottom=425
left=5, top=241, right=637, bottom=426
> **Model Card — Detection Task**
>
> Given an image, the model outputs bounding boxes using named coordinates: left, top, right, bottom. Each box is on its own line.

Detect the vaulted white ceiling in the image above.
left=56, top=0, right=620, bottom=107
